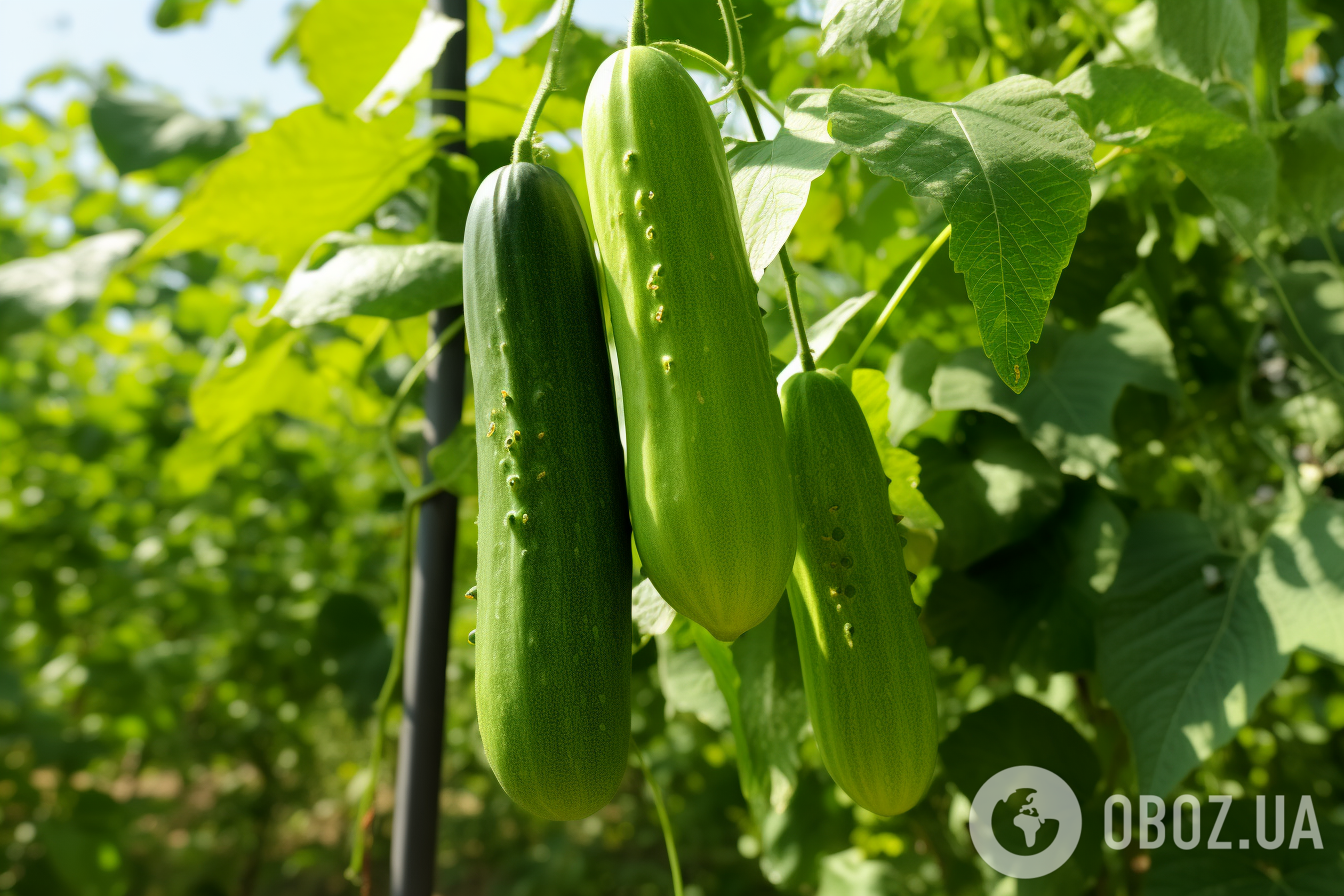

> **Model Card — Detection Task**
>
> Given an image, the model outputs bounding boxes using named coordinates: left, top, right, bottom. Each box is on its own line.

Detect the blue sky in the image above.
left=0, top=0, right=632, bottom=117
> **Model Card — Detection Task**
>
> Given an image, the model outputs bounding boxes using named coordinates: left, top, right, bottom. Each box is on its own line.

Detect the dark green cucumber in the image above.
left=582, top=45, right=796, bottom=642
left=781, top=369, right=939, bottom=816
left=465, top=162, right=631, bottom=820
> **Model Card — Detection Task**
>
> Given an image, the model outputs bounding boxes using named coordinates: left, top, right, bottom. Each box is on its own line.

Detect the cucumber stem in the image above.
left=513, top=0, right=577, bottom=165
left=725, top=1, right=815, bottom=371
left=629, top=0, right=647, bottom=47
left=632, top=737, right=685, bottom=896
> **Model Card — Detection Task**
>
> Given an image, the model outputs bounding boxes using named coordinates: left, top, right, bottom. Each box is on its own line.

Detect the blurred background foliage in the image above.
left=2, top=1, right=1344, bottom=895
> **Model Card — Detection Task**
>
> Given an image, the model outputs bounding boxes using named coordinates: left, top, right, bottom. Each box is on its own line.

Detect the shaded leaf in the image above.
left=656, top=618, right=730, bottom=730
left=727, top=89, right=841, bottom=281
left=1058, top=63, right=1276, bottom=239
left=932, top=302, right=1181, bottom=485
left=1152, top=0, right=1258, bottom=87
left=819, top=0, right=904, bottom=56
left=885, top=338, right=939, bottom=444
left=426, top=424, right=476, bottom=496
left=941, top=694, right=1100, bottom=802
left=1277, top=261, right=1344, bottom=374
left=916, top=417, right=1063, bottom=570
left=1275, top=104, right=1344, bottom=239
left=90, top=92, right=241, bottom=179
left=139, top=105, right=440, bottom=269
left=828, top=77, right=1095, bottom=392
left=0, top=230, right=144, bottom=335
left=1096, top=511, right=1287, bottom=796
left=271, top=239, right=464, bottom=326
left=1258, top=0, right=1288, bottom=116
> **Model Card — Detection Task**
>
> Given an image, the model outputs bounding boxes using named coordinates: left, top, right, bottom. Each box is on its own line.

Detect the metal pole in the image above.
left=391, top=1, right=467, bottom=894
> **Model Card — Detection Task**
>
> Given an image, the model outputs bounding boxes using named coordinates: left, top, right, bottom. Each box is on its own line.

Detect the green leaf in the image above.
left=885, top=338, right=939, bottom=445
left=1152, top=0, right=1258, bottom=87
left=941, top=694, right=1100, bottom=803
left=828, top=77, right=1095, bottom=392
left=298, top=0, right=461, bottom=117
left=153, top=0, right=219, bottom=28
left=271, top=239, right=464, bottom=326
left=656, top=618, right=730, bottom=730
left=89, top=92, right=241, bottom=179
left=426, top=424, right=476, bottom=496
left=1256, top=498, right=1344, bottom=665
left=850, top=368, right=944, bottom=528
left=138, top=105, right=439, bottom=269
left=818, top=0, right=905, bottom=56
left=1275, top=104, right=1344, bottom=239
left=469, top=55, right=584, bottom=146
left=915, top=418, right=1064, bottom=571
left=160, top=428, right=244, bottom=496
left=631, top=578, right=677, bottom=638
left=926, top=485, right=1123, bottom=674
left=932, top=302, right=1181, bottom=485
left=1278, top=261, right=1344, bottom=374
left=1096, top=511, right=1287, bottom=796
left=1058, top=63, right=1276, bottom=239
left=776, top=292, right=876, bottom=383
left=727, top=89, right=841, bottom=281
left=0, top=230, right=144, bottom=335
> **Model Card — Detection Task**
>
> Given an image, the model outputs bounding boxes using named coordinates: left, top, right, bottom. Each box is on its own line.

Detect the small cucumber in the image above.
left=583, top=45, right=796, bottom=642
left=781, top=368, right=939, bottom=816
left=465, top=162, right=631, bottom=820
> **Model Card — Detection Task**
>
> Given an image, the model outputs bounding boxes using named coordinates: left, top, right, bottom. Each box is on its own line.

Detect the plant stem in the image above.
left=629, top=0, right=647, bottom=47
left=650, top=41, right=738, bottom=83
left=513, top=0, right=577, bottom=164
left=632, top=738, right=684, bottom=896
left=848, top=225, right=952, bottom=368
left=718, top=0, right=814, bottom=370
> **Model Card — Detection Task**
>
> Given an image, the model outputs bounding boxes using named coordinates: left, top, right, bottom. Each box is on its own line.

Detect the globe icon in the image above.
left=989, top=787, right=1061, bottom=856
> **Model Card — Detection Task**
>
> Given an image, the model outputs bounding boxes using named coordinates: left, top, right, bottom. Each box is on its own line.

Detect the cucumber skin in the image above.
left=582, top=46, right=797, bottom=642
left=781, top=369, right=939, bottom=816
left=465, top=162, right=631, bottom=821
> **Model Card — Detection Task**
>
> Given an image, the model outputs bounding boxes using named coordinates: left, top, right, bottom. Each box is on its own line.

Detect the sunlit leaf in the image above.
left=0, top=230, right=144, bottom=334
left=138, top=105, right=440, bottom=269
left=468, top=55, right=583, bottom=146
left=272, top=238, right=464, bottom=326
left=1256, top=498, right=1344, bottom=665
left=829, top=76, right=1095, bottom=392
left=727, top=89, right=841, bottom=281
left=632, top=578, right=677, bottom=637
left=1058, top=63, right=1276, bottom=239
left=1152, top=0, right=1258, bottom=87
left=818, top=0, right=904, bottom=56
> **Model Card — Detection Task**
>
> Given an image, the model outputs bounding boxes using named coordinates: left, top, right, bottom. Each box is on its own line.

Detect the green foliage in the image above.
left=3, top=1, right=1344, bottom=895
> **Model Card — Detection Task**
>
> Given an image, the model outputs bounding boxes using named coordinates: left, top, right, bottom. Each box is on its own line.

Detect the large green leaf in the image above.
left=1058, top=63, right=1276, bottom=239
left=468, top=55, right=584, bottom=146
left=1275, top=104, right=1344, bottom=239
left=89, top=92, right=241, bottom=179
left=500, top=0, right=552, bottom=31
left=655, top=618, right=730, bottom=730
left=828, top=77, right=1095, bottom=392
left=271, top=238, right=464, bottom=326
left=1096, top=511, right=1288, bottom=796
left=727, top=89, right=841, bottom=281
left=941, top=694, right=1100, bottom=802
left=0, top=230, right=144, bottom=335
left=1152, top=0, right=1258, bottom=87
left=298, top=0, right=461, bottom=117
left=931, top=301, right=1181, bottom=485
left=138, top=105, right=440, bottom=269
left=818, top=0, right=905, bottom=56
left=1277, top=261, right=1344, bottom=375
left=915, top=418, right=1064, bottom=571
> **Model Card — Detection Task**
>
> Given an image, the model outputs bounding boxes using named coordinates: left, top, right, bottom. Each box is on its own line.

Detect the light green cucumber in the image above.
left=781, top=368, right=939, bottom=816
left=582, top=44, right=796, bottom=642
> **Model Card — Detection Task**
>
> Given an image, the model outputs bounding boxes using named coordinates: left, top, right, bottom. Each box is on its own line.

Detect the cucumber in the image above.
left=582, top=45, right=796, bottom=642
left=780, top=369, right=939, bottom=816
left=465, top=161, right=631, bottom=820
